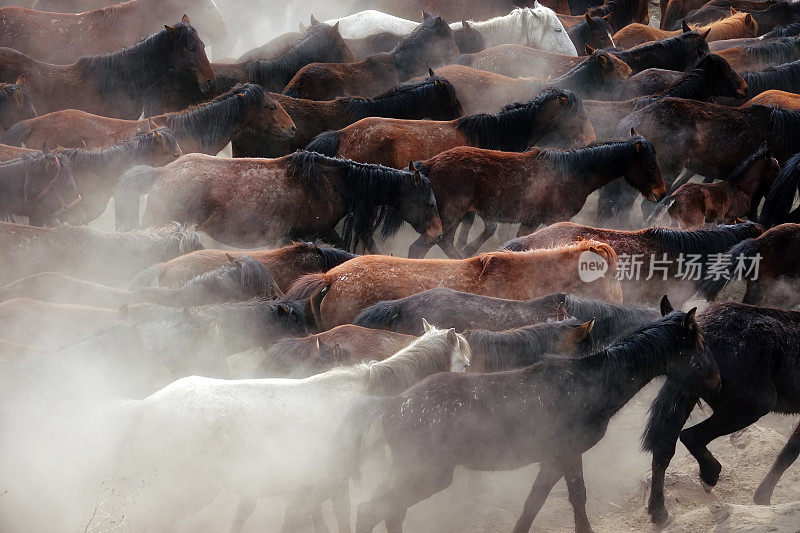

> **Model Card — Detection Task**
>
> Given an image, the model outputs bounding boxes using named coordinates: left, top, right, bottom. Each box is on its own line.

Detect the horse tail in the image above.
left=285, top=273, right=330, bottom=327
left=2, top=120, right=31, bottom=147
left=129, top=265, right=161, bottom=289
left=760, top=154, right=800, bottom=227
left=306, top=130, right=341, bottom=157
left=695, top=237, right=759, bottom=300
left=644, top=194, right=675, bottom=227
left=641, top=379, right=695, bottom=452
left=352, top=300, right=400, bottom=330
left=331, top=397, right=390, bottom=483
left=114, top=165, right=160, bottom=231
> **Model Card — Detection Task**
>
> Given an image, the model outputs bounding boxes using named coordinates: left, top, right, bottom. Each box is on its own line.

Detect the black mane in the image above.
left=0, top=82, right=34, bottom=125
left=743, top=59, right=800, bottom=97
left=344, top=75, right=462, bottom=121
left=658, top=53, right=736, bottom=100
left=611, top=31, right=709, bottom=72
left=55, top=128, right=179, bottom=173
left=391, top=14, right=455, bottom=78
left=744, top=37, right=800, bottom=66
left=645, top=221, right=763, bottom=255
left=765, top=22, right=800, bottom=37
left=0, top=152, right=69, bottom=218
left=541, top=135, right=655, bottom=176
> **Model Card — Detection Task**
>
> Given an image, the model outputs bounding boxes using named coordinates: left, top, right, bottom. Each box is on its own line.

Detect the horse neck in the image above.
left=248, top=34, right=326, bottom=88
left=468, top=13, right=521, bottom=46
left=161, top=100, right=245, bottom=154
left=550, top=144, right=631, bottom=190
left=62, top=139, right=148, bottom=174
left=81, top=35, right=175, bottom=97
left=660, top=67, right=714, bottom=100
left=550, top=59, right=601, bottom=94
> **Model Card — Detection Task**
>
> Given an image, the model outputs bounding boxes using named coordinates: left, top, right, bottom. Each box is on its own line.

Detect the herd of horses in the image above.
left=1, top=0, right=800, bottom=531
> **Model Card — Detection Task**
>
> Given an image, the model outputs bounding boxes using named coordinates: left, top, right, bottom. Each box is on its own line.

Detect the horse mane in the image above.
left=541, top=135, right=655, bottom=177
left=55, top=128, right=179, bottom=173
left=550, top=52, right=612, bottom=89
left=693, top=12, right=756, bottom=41
left=343, top=75, right=461, bottom=121
left=288, top=150, right=433, bottom=250
left=392, top=14, right=455, bottom=77
left=163, top=83, right=267, bottom=153
left=456, top=88, right=582, bottom=151
left=765, top=22, right=800, bottom=37
left=245, top=23, right=343, bottom=89
left=323, top=327, right=468, bottom=395
left=77, top=21, right=198, bottom=97
left=760, top=150, right=800, bottom=226
left=744, top=37, right=800, bottom=65
left=315, top=244, right=358, bottom=270
left=743, top=59, right=800, bottom=97
left=589, top=0, right=640, bottom=29
left=726, top=143, right=772, bottom=185
left=476, top=240, right=618, bottom=271
left=562, top=295, right=660, bottom=346
left=0, top=153, right=46, bottom=216
left=644, top=221, right=763, bottom=254
left=57, top=223, right=203, bottom=258
left=613, top=31, right=707, bottom=70
left=0, top=82, right=34, bottom=120
left=464, top=318, right=589, bottom=371
left=657, top=53, right=733, bottom=100
left=766, top=105, right=800, bottom=155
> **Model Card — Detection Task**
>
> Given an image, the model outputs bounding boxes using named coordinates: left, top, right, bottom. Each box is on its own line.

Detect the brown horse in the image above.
left=0, top=222, right=203, bottom=286
left=285, top=241, right=623, bottom=329
left=0, top=0, right=225, bottom=64
left=0, top=76, right=35, bottom=132
left=407, top=133, right=665, bottom=259
left=715, top=36, right=800, bottom=72
left=614, top=12, right=757, bottom=49
left=698, top=223, right=800, bottom=306
left=0, top=127, right=181, bottom=222
left=430, top=52, right=631, bottom=114
left=0, top=18, right=216, bottom=119
left=282, top=13, right=459, bottom=100
left=610, top=28, right=712, bottom=73
left=0, top=151, right=83, bottom=226
left=743, top=88, right=800, bottom=108
left=232, top=72, right=465, bottom=158
left=3, top=84, right=295, bottom=156
left=132, top=242, right=357, bottom=293
left=648, top=144, right=780, bottom=229
left=115, top=151, right=443, bottom=252
left=305, top=88, right=595, bottom=168
left=504, top=221, right=764, bottom=303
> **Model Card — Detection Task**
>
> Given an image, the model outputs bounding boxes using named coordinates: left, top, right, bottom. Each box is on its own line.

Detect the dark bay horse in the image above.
left=0, top=76, right=35, bottom=132
left=505, top=221, right=764, bottom=303
left=698, top=223, right=800, bottom=307
left=282, top=13, right=460, bottom=100
left=4, top=84, right=296, bottom=156
left=643, top=302, right=800, bottom=526
left=0, top=151, right=83, bottom=226
left=115, top=151, right=443, bottom=252
left=610, top=29, right=711, bottom=74
left=0, top=18, right=216, bottom=119
left=286, top=241, right=624, bottom=329
left=132, top=242, right=356, bottom=293
left=761, top=150, right=800, bottom=228
left=0, top=0, right=226, bottom=64
left=738, top=59, right=800, bottom=103
left=407, top=133, right=665, bottom=259
left=587, top=0, right=649, bottom=31
left=715, top=36, right=800, bottom=72
left=564, top=13, right=615, bottom=53
left=232, top=72, right=465, bottom=158
left=0, top=222, right=203, bottom=286
left=335, top=304, right=717, bottom=533
left=306, top=88, right=595, bottom=168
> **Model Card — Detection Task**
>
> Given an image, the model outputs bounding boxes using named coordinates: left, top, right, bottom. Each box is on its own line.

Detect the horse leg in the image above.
left=455, top=212, right=476, bottom=250
left=407, top=234, right=436, bottom=259
left=436, top=227, right=463, bottom=259
left=754, top=419, right=800, bottom=505
left=669, top=169, right=696, bottom=192
left=742, top=279, right=764, bottom=305
left=311, top=508, right=330, bottom=533
left=331, top=480, right=352, bottom=533
left=679, top=408, right=769, bottom=490
left=562, top=455, right=594, bottom=533
left=511, top=460, right=563, bottom=533
left=461, top=220, right=498, bottom=257
left=229, top=496, right=257, bottom=533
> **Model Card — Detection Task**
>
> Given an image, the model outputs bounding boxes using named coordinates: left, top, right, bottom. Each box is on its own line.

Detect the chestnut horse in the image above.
left=115, top=151, right=443, bottom=252
left=648, top=145, right=780, bottom=229
left=407, top=133, right=665, bottom=259
left=285, top=241, right=623, bottom=328
left=0, top=18, right=216, bottom=119
left=132, top=242, right=357, bottom=293
left=0, top=127, right=181, bottom=222
left=3, top=84, right=295, bottom=156
left=431, top=51, right=631, bottom=114
left=505, top=220, right=764, bottom=303
left=0, top=1, right=226, bottom=64
left=306, top=88, right=595, bottom=168
left=0, top=76, right=35, bottom=132
left=698, top=223, right=800, bottom=306
left=282, top=13, right=459, bottom=100
left=744, top=88, right=800, bottom=109
left=614, top=12, right=758, bottom=49
left=0, top=151, right=83, bottom=226
left=232, top=72, right=464, bottom=158
left=683, top=0, right=800, bottom=33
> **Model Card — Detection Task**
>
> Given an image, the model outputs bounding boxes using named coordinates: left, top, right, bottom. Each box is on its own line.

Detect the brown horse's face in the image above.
left=706, top=54, right=747, bottom=98
left=624, top=137, right=667, bottom=202
left=582, top=15, right=615, bottom=51
left=1, top=79, right=36, bottom=130
left=328, top=23, right=357, bottom=63
left=422, top=16, right=461, bottom=69
left=600, top=51, right=632, bottom=81
left=151, top=129, right=184, bottom=166
left=540, top=93, right=596, bottom=148
left=27, top=154, right=85, bottom=226
left=166, top=20, right=217, bottom=93
left=397, top=174, right=443, bottom=244
left=247, top=94, right=296, bottom=140
left=428, top=74, right=464, bottom=119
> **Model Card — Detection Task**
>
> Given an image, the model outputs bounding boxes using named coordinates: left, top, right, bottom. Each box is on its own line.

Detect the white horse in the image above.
left=109, top=322, right=470, bottom=532
left=325, top=3, right=577, bottom=56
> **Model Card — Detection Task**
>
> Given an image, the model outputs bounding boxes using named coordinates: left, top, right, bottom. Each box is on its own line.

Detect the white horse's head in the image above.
left=527, top=2, right=578, bottom=56
left=421, top=319, right=471, bottom=372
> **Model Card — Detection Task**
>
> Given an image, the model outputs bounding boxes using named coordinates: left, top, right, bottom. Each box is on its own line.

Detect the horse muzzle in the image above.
left=198, top=78, right=216, bottom=94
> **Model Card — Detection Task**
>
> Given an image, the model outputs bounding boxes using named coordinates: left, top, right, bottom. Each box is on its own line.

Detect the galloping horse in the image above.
left=305, top=89, right=595, bottom=168
left=0, top=18, right=216, bottom=119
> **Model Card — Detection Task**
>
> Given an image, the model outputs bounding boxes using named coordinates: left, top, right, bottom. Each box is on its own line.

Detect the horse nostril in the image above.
left=290, top=126, right=297, bottom=133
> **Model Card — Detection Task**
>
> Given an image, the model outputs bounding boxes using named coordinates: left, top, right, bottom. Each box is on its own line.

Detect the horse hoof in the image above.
left=651, top=511, right=674, bottom=529
left=701, top=480, right=714, bottom=493
left=753, top=488, right=772, bottom=506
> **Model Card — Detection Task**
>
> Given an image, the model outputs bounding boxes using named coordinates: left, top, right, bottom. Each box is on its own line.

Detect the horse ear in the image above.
left=15, top=74, right=25, bottom=85
left=446, top=328, right=457, bottom=344
left=702, top=28, right=712, bottom=40
left=422, top=10, right=429, bottom=20
left=332, top=344, right=342, bottom=358
left=577, top=319, right=595, bottom=338
left=435, top=16, right=445, bottom=28
left=428, top=67, right=435, bottom=78
left=147, top=117, right=159, bottom=132
left=602, top=13, right=612, bottom=20
left=745, top=13, right=753, bottom=25
left=299, top=22, right=308, bottom=32
left=585, top=13, right=595, bottom=25
left=660, top=295, right=674, bottom=316
left=685, top=307, right=697, bottom=327
left=181, top=14, right=190, bottom=24
left=735, top=216, right=747, bottom=223
left=730, top=6, right=738, bottom=15
left=164, top=24, right=179, bottom=35
left=333, top=21, right=340, bottom=32
left=422, top=318, right=432, bottom=332
left=682, top=20, right=691, bottom=33
left=462, top=20, right=471, bottom=29
left=558, top=94, right=570, bottom=106
left=584, top=44, right=595, bottom=55
left=411, top=163, right=422, bottom=186
left=630, top=127, right=638, bottom=137
left=310, top=14, right=320, bottom=25
left=279, top=303, right=294, bottom=316
left=557, top=301, right=567, bottom=321
left=596, top=53, right=608, bottom=67
left=226, top=252, right=236, bottom=263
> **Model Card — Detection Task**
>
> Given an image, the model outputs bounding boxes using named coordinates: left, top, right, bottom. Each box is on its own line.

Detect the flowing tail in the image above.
left=331, top=397, right=390, bottom=483
left=644, top=194, right=675, bottom=227
left=641, top=379, right=695, bottom=453
left=114, top=165, right=160, bottom=231
left=306, top=130, right=341, bottom=157
left=760, top=154, right=800, bottom=227
left=2, top=120, right=31, bottom=147
left=695, top=237, right=759, bottom=300
left=352, top=300, right=402, bottom=330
